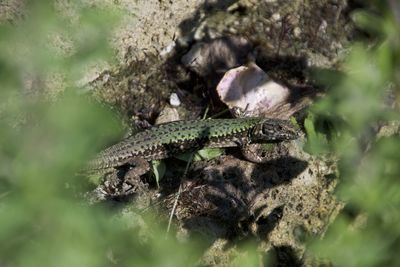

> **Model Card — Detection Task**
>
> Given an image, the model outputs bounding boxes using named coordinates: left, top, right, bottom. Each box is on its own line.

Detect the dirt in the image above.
left=83, top=0, right=358, bottom=266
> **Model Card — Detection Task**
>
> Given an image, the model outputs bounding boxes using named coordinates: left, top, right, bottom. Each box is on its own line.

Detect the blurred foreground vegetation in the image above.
left=306, top=2, right=400, bottom=266
left=0, top=1, right=399, bottom=266
left=0, top=2, right=205, bottom=266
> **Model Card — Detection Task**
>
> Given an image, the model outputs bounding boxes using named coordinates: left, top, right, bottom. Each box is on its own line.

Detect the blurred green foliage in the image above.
left=0, top=1, right=211, bottom=267
left=306, top=2, right=400, bottom=266
left=0, top=1, right=262, bottom=266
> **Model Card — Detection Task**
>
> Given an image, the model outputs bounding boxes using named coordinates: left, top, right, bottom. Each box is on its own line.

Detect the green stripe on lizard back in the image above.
left=144, top=117, right=262, bottom=141
left=86, top=117, right=299, bottom=173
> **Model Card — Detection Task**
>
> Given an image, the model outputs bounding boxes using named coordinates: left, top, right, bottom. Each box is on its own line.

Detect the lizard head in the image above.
left=252, top=118, right=301, bottom=142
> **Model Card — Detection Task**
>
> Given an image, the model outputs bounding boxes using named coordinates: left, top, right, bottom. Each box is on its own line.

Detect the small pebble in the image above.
left=169, top=92, right=181, bottom=106
left=271, top=13, right=281, bottom=21
left=319, top=20, right=328, bottom=33
left=156, top=106, right=180, bottom=124
left=159, top=41, right=176, bottom=57
left=293, top=27, right=301, bottom=37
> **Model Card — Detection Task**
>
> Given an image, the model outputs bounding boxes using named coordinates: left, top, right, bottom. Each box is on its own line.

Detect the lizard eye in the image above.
left=262, top=124, right=273, bottom=134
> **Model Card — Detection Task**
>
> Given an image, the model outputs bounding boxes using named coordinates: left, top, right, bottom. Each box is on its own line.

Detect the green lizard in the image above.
left=86, top=117, right=300, bottom=180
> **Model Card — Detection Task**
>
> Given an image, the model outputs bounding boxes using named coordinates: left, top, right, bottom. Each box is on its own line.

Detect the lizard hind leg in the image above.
left=116, top=157, right=151, bottom=194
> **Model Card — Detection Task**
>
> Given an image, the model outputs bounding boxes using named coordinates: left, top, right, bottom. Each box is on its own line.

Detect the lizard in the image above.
left=86, top=117, right=301, bottom=184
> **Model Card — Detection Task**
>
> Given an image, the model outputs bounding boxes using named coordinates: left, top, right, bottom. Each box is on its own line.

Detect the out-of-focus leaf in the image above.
left=304, top=115, right=328, bottom=154
left=351, top=10, right=384, bottom=37
left=151, top=160, right=166, bottom=188
left=194, top=148, right=224, bottom=161
left=175, top=148, right=224, bottom=162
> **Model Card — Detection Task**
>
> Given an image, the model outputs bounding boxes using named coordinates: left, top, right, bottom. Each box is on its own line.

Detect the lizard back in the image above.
left=86, top=117, right=297, bottom=172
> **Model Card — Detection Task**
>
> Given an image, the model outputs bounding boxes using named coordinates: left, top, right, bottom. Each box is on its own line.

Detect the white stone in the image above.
left=271, top=13, right=281, bottom=21
left=293, top=27, right=301, bottom=37
left=169, top=92, right=181, bottom=106
left=216, top=63, right=290, bottom=118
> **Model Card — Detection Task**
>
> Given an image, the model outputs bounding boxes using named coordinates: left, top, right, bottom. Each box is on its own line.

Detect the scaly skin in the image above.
left=86, top=117, right=300, bottom=174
